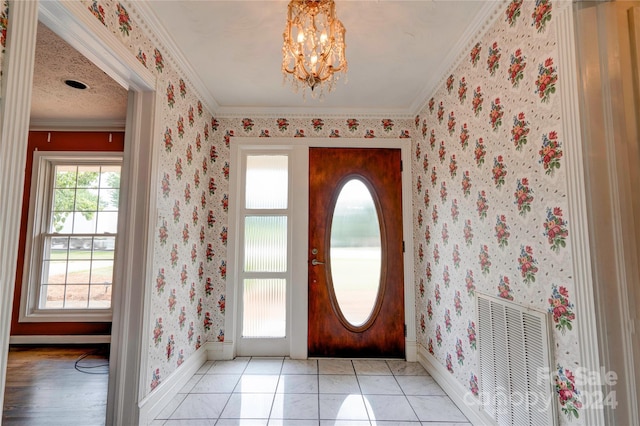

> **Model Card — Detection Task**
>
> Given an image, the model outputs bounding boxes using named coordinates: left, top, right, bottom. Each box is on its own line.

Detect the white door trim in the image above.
left=228, top=137, right=415, bottom=360
left=0, top=1, right=157, bottom=424
left=0, top=0, right=40, bottom=414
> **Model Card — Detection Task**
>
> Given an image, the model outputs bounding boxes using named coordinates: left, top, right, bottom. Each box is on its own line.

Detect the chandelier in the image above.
left=282, top=0, right=347, bottom=98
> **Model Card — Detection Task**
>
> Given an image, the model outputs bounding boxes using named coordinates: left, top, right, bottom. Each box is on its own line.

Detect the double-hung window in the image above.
left=21, top=152, right=122, bottom=321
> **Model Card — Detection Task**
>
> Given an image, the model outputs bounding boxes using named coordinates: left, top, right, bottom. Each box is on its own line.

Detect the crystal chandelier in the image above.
left=282, top=0, right=347, bottom=98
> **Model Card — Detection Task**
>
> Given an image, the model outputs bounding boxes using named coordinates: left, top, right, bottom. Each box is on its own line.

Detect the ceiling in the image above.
left=30, top=1, right=497, bottom=125
left=30, top=22, right=128, bottom=129
left=140, top=0, right=493, bottom=117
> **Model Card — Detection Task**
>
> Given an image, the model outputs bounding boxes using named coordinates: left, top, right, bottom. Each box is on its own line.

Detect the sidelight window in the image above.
left=240, top=154, right=290, bottom=338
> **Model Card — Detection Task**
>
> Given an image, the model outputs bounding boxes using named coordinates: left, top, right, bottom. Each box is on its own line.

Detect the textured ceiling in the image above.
left=30, top=22, right=128, bottom=128
left=138, top=0, right=492, bottom=116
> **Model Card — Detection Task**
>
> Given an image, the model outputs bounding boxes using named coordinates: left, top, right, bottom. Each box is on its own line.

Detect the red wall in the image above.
left=11, top=131, right=125, bottom=336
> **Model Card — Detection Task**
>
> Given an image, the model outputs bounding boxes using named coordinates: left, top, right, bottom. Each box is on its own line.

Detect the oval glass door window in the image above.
left=329, top=178, right=382, bottom=327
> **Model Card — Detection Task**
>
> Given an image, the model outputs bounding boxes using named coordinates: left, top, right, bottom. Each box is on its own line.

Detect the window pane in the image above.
left=99, top=166, right=121, bottom=189
left=52, top=189, right=76, bottom=212
left=93, top=237, right=116, bottom=255
left=242, top=279, right=286, bottom=338
left=41, top=285, right=65, bottom=308
left=89, top=284, right=112, bottom=308
left=42, top=260, right=68, bottom=284
left=98, top=188, right=119, bottom=210
left=75, top=166, right=100, bottom=188
left=66, top=260, right=91, bottom=284
left=245, top=155, right=288, bottom=209
left=55, top=166, right=77, bottom=188
left=50, top=237, right=70, bottom=253
left=90, top=260, right=114, bottom=284
left=71, top=211, right=97, bottom=234
left=330, top=179, right=382, bottom=327
left=64, top=284, right=90, bottom=308
left=244, top=216, right=287, bottom=272
left=74, top=188, right=99, bottom=212
left=96, top=211, right=118, bottom=233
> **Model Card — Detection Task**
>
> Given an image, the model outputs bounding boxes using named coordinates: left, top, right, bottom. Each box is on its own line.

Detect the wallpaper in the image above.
left=0, top=0, right=585, bottom=420
left=79, top=0, right=220, bottom=397
left=0, top=0, right=7, bottom=83
left=411, top=0, right=583, bottom=423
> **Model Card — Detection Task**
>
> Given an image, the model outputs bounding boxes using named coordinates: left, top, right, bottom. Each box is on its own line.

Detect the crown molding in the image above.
left=29, top=119, right=126, bottom=131
left=410, top=0, right=508, bottom=116
left=125, top=0, right=220, bottom=115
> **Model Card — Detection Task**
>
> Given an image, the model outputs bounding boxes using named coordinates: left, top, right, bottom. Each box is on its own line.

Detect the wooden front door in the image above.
left=308, top=147, right=405, bottom=358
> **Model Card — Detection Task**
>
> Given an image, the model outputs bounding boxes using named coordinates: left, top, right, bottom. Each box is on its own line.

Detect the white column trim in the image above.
left=0, top=0, right=40, bottom=413
left=555, top=4, right=605, bottom=425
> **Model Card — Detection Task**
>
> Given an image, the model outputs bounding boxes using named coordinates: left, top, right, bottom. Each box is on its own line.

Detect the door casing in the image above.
left=228, top=137, right=416, bottom=360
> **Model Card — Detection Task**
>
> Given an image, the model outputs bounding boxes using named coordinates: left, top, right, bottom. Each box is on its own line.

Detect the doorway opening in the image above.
left=228, top=138, right=415, bottom=361
left=0, top=2, right=156, bottom=424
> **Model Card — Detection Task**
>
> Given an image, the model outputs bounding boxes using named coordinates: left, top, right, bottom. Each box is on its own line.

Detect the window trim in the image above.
left=19, top=151, right=123, bottom=322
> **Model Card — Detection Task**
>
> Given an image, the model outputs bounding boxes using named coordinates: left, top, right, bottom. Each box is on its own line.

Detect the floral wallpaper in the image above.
left=0, top=0, right=585, bottom=421
left=77, top=0, right=223, bottom=397
left=0, top=0, right=8, bottom=82
left=47, top=0, right=415, bottom=400
left=412, top=0, right=583, bottom=423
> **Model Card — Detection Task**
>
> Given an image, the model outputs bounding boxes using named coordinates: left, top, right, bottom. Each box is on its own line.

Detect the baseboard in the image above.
left=138, top=345, right=207, bottom=425
left=405, top=339, right=417, bottom=362
left=417, top=343, right=495, bottom=426
left=205, top=341, right=235, bottom=360
left=9, top=334, right=111, bottom=344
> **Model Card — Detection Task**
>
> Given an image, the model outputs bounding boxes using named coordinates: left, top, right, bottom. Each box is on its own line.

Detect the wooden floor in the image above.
left=2, top=345, right=109, bottom=426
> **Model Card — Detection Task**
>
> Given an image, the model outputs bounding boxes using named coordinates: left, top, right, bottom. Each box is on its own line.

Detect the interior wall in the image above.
left=574, top=2, right=640, bottom=424
left=10, top=131, right=123, bottom=337
left=0, top=0, right=6, bottom=83
left=411, top=1, right=586, bottom=424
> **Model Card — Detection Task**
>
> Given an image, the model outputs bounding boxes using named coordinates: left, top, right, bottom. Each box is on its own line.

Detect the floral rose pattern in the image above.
left=543, top=207, right=568, bottom=251
left=517, top=245, right=539, bottom=284
left=412, top=4, right=582, bottom=423
left=0, top=1, right=583, bottom=421
left=548, top=284, right=575, bottom=333
left=556, top=365, right=582, bottom=419
left=508, top=49, right=527, bottom=88
left=539, top=131, right=563, bottom=175
left=535, top=57, right=558, bottom=103
left=505, top=0, right=523, bottom=26
left=511, top=112, right=530, bottom=150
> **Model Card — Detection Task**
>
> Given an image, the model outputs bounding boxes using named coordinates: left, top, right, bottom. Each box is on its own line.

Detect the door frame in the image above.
left=0, top=1, right=157, bottom=424
left=228, top=137, right=416, bottom=361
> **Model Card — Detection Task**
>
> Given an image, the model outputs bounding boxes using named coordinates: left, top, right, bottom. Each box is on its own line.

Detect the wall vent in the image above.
left=477, top=293, right=557, bottom=426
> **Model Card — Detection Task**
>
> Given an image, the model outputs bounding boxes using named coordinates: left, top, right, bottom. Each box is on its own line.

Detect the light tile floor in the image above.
left=151, top=358, right=471, bottom=426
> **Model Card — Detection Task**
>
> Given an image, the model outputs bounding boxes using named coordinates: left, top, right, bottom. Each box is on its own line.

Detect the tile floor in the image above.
left=151, top=358, right=470, bottom=426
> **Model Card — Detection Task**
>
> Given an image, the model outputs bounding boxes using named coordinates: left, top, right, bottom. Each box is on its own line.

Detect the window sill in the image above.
left=19, top=309, right=112, bottom=323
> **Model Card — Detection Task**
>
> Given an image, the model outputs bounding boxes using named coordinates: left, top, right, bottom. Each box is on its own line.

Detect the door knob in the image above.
left=311, top=259, right=324, bottom=266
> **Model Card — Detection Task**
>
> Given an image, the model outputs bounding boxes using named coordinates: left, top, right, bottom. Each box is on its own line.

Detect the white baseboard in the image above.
left=417, top=343, right=495, bottom=426
left=405, top=339, right=417, bottom=362
left=205, top=341, right=235, bottom=360
left=138, top=346, right=207, bottom=425
left=9, top=335, right=111, bottom=344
